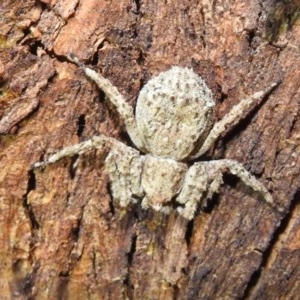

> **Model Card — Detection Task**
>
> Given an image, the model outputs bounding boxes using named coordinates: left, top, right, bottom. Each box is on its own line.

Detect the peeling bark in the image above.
left=1, top=1, right=300, bottom=299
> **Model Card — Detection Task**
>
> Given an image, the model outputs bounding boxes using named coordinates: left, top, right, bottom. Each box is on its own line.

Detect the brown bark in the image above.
left=1, top=0, right=300, bottom=299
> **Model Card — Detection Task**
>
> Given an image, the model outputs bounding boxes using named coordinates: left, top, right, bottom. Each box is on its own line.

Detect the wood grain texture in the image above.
left=1, top=0, right=299, bottom=299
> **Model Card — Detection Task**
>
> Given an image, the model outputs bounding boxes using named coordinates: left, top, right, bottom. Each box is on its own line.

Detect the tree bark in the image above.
left=1, top=0, right=300, bottom=299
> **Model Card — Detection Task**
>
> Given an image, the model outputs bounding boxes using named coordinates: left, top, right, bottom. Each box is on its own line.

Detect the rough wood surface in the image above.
left=1, top=1, right=300, bottom=299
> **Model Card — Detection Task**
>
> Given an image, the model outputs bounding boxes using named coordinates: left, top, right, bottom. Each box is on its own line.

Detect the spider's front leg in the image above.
left=201, top=159, right=274, bottom=206
left=33, top=135, right=144, bottom=210
left=176, top=164, right=209, bottom=220
left=105, top=145, right=144, bottom=208
left=34, top=136, right=119, bottom=168
left=176, top=159, right=275, bottom=220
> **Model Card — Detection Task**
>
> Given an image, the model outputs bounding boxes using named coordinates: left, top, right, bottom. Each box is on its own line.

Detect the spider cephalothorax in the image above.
left=35, top=61, right=278, bottom=219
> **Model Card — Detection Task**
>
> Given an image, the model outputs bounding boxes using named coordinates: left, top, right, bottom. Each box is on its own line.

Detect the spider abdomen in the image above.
left=136, top=66, right=215, bottom=161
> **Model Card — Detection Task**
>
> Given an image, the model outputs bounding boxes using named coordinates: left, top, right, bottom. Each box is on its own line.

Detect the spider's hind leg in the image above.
left=193, top=81, right=280, bottom=158
left=68, top=56, right=145, bottom=151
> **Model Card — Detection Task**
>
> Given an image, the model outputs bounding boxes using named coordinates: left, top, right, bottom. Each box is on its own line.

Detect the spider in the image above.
left=34, top=59, right=279, bottom=220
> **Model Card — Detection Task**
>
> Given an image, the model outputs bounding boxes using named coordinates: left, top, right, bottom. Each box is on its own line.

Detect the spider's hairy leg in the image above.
left=105, top=147, right=144, bottom=208
left=34, top=134, right=144, bottom=211
left=176, top=164, right=208, bottom=220
left=203, top=159, right=275, bottom=208
left=68, top=56, right=145, bottom=151
left=194, top=81, right=280, bottom=158
left=33, top=136, right=125, bottom=168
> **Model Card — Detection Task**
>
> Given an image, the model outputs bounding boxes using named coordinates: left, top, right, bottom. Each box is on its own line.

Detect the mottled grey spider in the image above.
left=35, top=59, right=278, bottom=219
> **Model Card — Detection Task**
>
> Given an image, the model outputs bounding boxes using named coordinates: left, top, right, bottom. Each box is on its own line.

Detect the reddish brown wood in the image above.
left=1, top=1, right=300, bottom=299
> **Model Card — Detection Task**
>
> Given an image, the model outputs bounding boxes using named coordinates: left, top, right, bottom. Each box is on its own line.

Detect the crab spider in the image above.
left=34, top=60, right=279, bottom=219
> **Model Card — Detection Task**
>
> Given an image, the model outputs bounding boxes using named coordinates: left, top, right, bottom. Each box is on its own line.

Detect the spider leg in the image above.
left=34, top=135, right=144, bottom=209
left=69, top=56, right=145, bottom=151
left=192, top=81, right=280, bottom=158
left=176, top=158, right=276, bottom=219
left=202, top=159, right=274, bottom=207
left=176, top=164, right=208, bottom=220
left=106, top=146, right=144, bottom=208
left=33, top=136, right=125, bottom=168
